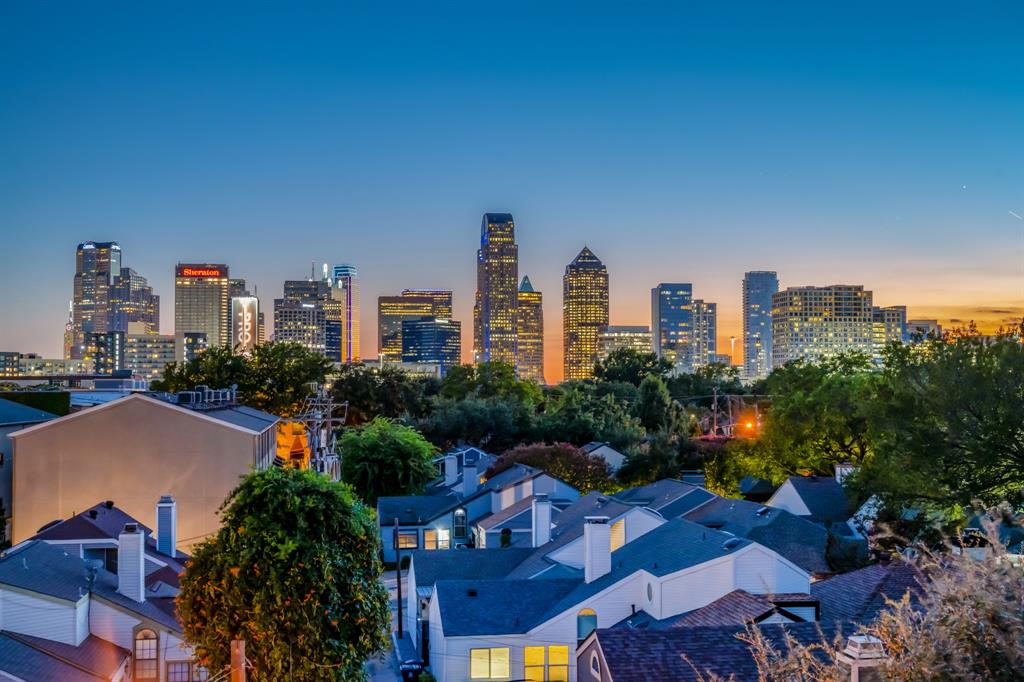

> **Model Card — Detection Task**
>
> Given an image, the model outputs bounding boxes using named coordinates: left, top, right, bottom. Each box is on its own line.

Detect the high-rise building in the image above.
left=401, top=317, right=462, bottom=375
left=473, top=213, right=519, bottom=366
left=742, top=271, right=778, bottom=381
left=597, top=325, right=652, bottom=360
left=228, top=278, right=265, bottom=348
left=71, top=241, right=121, bottom=359
left=402, top=289, right=453, bottom=319
left=563, top=247, right=609, bottom=381
left=109, top=267, right=160, bottom=335
left=62, top=302, right=74, bottom=360
left=872, top=305, right=909, bottom=356
left=125, top=332, right=176, bottom=382
left=90, top=331, right=126, bottom=375
left=690, top=300, right=718, bottom=370
left=331, top=265, right=360, bottom=363
left=181, top=332, right=209, bottom=362
left=516, top=276, right=544, bottom=384
left=274, top=279, right=332, bottom=356
left=651, top=283, right=693, bottom=369
left=907, top=319, right=942, bottom=340
left=378, top=292, right=438, bottom=364
left=174, top=264, right=229, bottom=361
left=772, top=285, right=874, bottom=366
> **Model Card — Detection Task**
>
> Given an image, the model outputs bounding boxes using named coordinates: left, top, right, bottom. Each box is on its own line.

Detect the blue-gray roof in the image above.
left=192, top=403, right=279, bottom=432
left=436, top=579, right=579, bottom=636
left=784, top=476, right=851, bottom=523
left=0, top=632, right=125, bottom=682
left=614, top=479, right=710, bottom=514
left=0, top=397, right=55, bottom=426
left=409, top=548, right=535, bottom=588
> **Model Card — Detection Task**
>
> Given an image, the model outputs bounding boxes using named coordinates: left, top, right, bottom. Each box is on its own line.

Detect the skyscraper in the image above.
left=872, top=305, right=908, bottom=358
left=401, top=317, right=462, bottom=375
left=229, top=277, right=265, bottom=346
left=174, top=264, right=230, bottom=361
left=109, top=267, right=160, bottom=335
left=597, top=326, right=652, bottom=360
left=331, top=264, right=360, bottom=363
left=516, top=276, right=544, bottom=384
left=651, top=283, right=693, bottom=369
left=274, top=278, right=332, bottom=356
left=473, top=213, right=518, bottom=366
left=71, top=241, right=121, bottom=359
left=690, top=300, right=718, bottom=370
left=563, top=247, right=609, bottom=381
left=401, top=289, right=453, bottom=319
left=378, top=294, right=436, bottom=364
left=742, top=271, right=778, bottom=381
left=772, top=285, right=874, bottom=366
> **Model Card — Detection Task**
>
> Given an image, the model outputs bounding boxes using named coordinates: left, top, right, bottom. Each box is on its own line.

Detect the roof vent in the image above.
left=88, top=510, right=98, bottom=519
left=103, top=500, right=114, bottom=509
left=467, top=589, right=478, bottom=597
left=756, top=507, right=770, bottom=516
left=723, top=538, right=743, bottom=551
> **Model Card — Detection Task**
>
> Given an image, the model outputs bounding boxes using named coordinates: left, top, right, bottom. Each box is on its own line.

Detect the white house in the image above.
left=581, top=442, right=626, bottom=471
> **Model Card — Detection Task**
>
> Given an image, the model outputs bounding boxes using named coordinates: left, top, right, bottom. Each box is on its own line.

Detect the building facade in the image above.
left=772, top=285, right=874, bottom=366
left=90, top=331, right=127, bottom=374
left=379, top=295, right=435, bottom=365
left=907, top=319, right=942, bottom=340
left=872, top=305, right=908, bottom=354
left=474, top=213, right=519, bottom=366
left=742, top=271, right=778, bottom=381
left=401, top=317, right=462, bottom=375
left=690, top=299, right=718, bottom=371
left=516, top=276, right=545, bottom=384
left=274, top=279, right=332, bottom=356
left=563, top=247, right=609, bottom=381
left=71, top=241, right=122, bottom=359
left=597, top=325, right=652, bottom=360
left=125, top=333, right=176, bottom=381
left=109, top=267, right=160, bottom=335
left=651, top=283, right=693, bottom=369
left=402, top=289, right=454, bottom=319
left=174, top=263, right=230, bottom=361
left=332, top=264, right=360, bottom=363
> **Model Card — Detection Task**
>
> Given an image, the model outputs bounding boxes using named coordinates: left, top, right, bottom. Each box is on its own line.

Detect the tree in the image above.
left=634, top=374, right=673, bottom=432
left=538, top=384, right=644, bottom=451
left=485, top=442, right=615, bottom=494
left=176, top=467, right=390, bottom=681
left=331, top=363, right=438, bottom=425
left=439, top=361, right=543, bottom=405
left=152, top=342, right=333, bottom=417
left=340, top=417, right=438, bottom=505
left=415, top=396, right=537, bottom=452
left=616, top=432, right=680, bottom=486
left=860, top=328, right=1024, bottom=510
left=594, top=348, right=672, bottom=386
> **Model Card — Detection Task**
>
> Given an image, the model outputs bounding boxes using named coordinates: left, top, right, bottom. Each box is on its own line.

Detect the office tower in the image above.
left=872, top=305, right=909, bottom=356
left=516, top=277, right=545, bottom=384
left=125, top=332, right=176, bottom=382
left=907, top=319, right=942, bottom=340
left=597, top=326, right=652, bottom=360
left=229, top=278, right=265, bottom=345
left=651, top=283, right=693, bottom=369
left=90, top=331, right=126, bottom=374
left=0, top=353, right=19, bottom=377
left=71, top=241, right=121, bottom=359
left=377, top=293, right=448, bottom=365
left=772, top=285, right=874, bottom=366
left=401, top=317, right=462, bottom=375
left=231, top=297, right=260, bottom=354
left=62, top=302, right=74, bottom=359
left=742, top=271, right=778, bottom=381
left=690, top=300, right=718, bottom=370
left=563, top=247, right=609, bottom=381
left=473, top=213, right=519, bottom=365
left=274, top=279, right=332, bottom=356
left=109, top=268, right=160, bottom=334
left=402, top=289, right=453, bottom=319
left=331, top=264, right=360, bottom=363
left=181, top=332, right=209, bottom=362
left=174, top=264, right=229, bottom=361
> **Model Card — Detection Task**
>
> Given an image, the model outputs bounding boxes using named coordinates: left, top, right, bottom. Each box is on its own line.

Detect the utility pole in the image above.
left=230, top=639, right=246, bottom=682
left=394, top=517, right=404, bottom=640
left=711, top=387, right=718, bottom=436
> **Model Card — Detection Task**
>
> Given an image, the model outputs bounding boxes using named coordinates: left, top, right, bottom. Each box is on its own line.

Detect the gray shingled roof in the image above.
left=476, top=495, right=571, bottom=531
left=0, top=397, right=55, bottom=426
left=784, top=476, right=851, bottom=523
left=435, top=579, right=580, bottom=636
left=3, top=632, right=129, bottom=680
left=620, top=590, right=817, bottom=630
left=409, top=548, right=535, bottom=589
left=683, top=497, right=832, bottom=575
left=812, top=561, right=924, bottom=625
left=0, top=632, right=123, bottom=682
left=614, top=479, right=711, bottom=515
left=187, top=403, right=279, bottom=432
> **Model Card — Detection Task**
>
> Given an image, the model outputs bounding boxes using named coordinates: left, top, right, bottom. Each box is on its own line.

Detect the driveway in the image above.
left=365, top=570, right=404, bottom=682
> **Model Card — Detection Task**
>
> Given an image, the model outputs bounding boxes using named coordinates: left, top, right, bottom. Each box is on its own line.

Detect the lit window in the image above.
left=396, top=530, right=418, bottom=549
left=134, top=629, right=158, bottom=680
left=168, top=662, right=190, bottom=682
left=470, top=647, right=510, bottom=679
left=525, top=646, right=545, bottom=681
left=454, top=509, right=468, bottom=538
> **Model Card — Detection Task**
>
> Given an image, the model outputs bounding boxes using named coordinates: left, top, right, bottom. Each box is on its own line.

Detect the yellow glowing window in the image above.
left=470, top=647, right=510, bottom=679
left=524, top=646, right=545, bottom=681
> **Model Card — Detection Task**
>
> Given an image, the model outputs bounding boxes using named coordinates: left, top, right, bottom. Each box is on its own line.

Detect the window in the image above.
left=470, top=647, right=510, bottom=679
left=454, top=509, right=468, bottom=538
left=524, top=646, right=545, bottom=681
left=524, top=645, right=569, bottom=682
left=193, top=664, right=210, bottom=681
left=610, top=518, right=626, bottom=551
left=577, top=608, right=597, bottom=641
left=424, top=528, right=450, bottom=550
left=134, top=629, right=158, bottom=680
left=396, top=530, right=418, bottom=549
left=590, top=651, right=601, bottom=675
left=647, top=582, right=654, bottom=603
left=168, top=662, right=191, bottom=682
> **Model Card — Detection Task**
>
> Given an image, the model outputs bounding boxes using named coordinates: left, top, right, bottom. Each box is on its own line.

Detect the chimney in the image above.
left=837, top=635, right=886, bottom=681
left=463, top=463, right=479, bottom=496
left=156, top=495, right=177, bottom=557
left=532, top=494, right=552, bottom=547
left=117, top=523, right=146, bottom=602
left=584, top=516, right=612, bottom=584
left=443, top=454, right=459, bottom=487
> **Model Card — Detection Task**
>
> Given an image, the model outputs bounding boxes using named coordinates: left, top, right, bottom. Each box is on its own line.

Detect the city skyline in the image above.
left=2, top=4, right=1023, bottom=382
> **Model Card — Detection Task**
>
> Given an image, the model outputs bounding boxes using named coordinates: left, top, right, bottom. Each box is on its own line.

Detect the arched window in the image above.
left=590, top=651, right=602, bottom=674
left=134, top=629, right=158, bottom=680
left=577, top=608, right=598, bottom=641
left=453, top=508, right=467, bottom=538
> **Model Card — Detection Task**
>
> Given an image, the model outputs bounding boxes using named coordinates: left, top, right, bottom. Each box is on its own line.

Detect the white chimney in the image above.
left=463, top=463, right=479, bottom=496
left=117, top=523, right=146, bottom=602
left=584, top=516, right=612, bottom=584
left=835, top=463, right=857, bottom=485
left=532, top=494, right=552, bottom=547
left=156, top=495, right=177, bottom=557
left=443, top=454, right=459, bottom=487
left=837, top=635, right=886, bottom=681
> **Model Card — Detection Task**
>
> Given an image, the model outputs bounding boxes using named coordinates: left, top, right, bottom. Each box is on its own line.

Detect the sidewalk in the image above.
left=365, top=570, right=406, bottom=682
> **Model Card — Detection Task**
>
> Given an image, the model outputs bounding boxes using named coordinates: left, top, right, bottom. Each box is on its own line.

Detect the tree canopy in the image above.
left=484, top=442, right=615, bottom=494
left=439, top=361, right=543, bottom=405
left=331, top=362, right=438, bottom=425
left=340, top=417, right=438, bottom=505
left=176, top=467, right=390, bottom=681
left=594, top=347, right=672, bottom=386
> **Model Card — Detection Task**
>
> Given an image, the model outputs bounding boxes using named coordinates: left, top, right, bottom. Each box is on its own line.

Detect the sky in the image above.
left=1, top=2, right=1022, bottom=383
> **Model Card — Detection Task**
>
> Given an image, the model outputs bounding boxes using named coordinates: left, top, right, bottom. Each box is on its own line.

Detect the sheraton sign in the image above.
left=176, top=265, right=226, bottom=278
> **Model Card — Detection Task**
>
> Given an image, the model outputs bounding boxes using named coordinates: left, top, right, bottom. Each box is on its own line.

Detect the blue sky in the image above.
left=2, top=2, right=1022, bottom=379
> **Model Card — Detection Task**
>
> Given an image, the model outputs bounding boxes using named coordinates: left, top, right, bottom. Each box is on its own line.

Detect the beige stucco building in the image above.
left=9, top=393, right=277, bottom=548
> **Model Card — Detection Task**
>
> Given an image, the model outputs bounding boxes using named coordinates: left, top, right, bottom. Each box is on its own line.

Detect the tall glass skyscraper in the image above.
left=401, top=317, right=462, bottom=375
left=772, top=285, right=874, bottom=366
left=174, top=263, right=229, bottom=361
left=691, top=300, right=718, bottom=370
left=563, top=247, right=609, bottom=381
left=378, top=293, right=441, bottom=365
left=274, top=278, right=331, bottom=356
left=331, top=264, right=360, bottom=363
left=473, top=213, right=519, bottom=365
left=71, top=241, right=121, bottom=359
left=516, top=276, right=544, bottom=384
left=109, top=267, right=160, bottom=335
left=742, top=271, right=778, bottom=381
left=651, top=283, right=693, bottom=369
left=401, top=289, right=453, bottom=319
